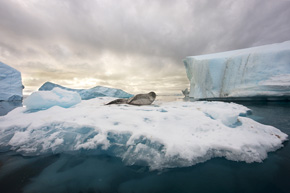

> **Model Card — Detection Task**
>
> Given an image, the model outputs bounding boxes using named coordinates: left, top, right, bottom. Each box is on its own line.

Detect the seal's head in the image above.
left=148, top=92, right=157, bottom=100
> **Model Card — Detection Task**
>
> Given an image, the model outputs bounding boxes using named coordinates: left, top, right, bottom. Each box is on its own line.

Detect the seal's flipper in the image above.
left=106, top=98, right=128, bottom=105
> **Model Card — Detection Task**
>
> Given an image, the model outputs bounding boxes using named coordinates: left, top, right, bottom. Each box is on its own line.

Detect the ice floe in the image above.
left=0, top=98, right=287, bottom=170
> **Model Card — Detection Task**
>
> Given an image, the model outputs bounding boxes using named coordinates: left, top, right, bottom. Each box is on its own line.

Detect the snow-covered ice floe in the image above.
left=183, top=41, right=290, bottom=99
left=39, top=81, right=133, bottom=100
left=0, top=98, right=287, bottom=170
left=0, top=62, right=23, bottom=101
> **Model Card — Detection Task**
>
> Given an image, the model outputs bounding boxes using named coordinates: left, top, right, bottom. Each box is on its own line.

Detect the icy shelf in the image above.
left=39, top=82, right=133, bottom=100
left=0, top=98, right=287, bottom=170
left=183, top=41, right=290, bottom=99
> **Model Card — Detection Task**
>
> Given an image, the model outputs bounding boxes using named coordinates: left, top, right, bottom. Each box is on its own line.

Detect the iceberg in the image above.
left=24, top=87, right=81, bottom=110
left=39, top=82, right=133, bottom=100
left=183, top=41, right=290, bottom=99
left=0, top=62, right=23, bottom=101
left=0, top=98, right=287, bottom=170
left=0, top=101, right=22, bottom=116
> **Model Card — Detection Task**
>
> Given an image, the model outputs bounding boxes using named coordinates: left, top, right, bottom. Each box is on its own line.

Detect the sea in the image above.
left=0, top=96, right=290, bottom=193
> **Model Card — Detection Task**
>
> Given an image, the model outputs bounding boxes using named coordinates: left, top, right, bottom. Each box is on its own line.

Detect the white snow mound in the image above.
left=24, top=87, right=81, bottom=110
left=0, top=98, right=287, bottom=170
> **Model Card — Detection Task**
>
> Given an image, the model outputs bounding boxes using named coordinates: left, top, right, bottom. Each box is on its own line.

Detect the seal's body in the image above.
left=127, top=92, right=156, bottom=105
left=106, top=92, right=156, bottom=106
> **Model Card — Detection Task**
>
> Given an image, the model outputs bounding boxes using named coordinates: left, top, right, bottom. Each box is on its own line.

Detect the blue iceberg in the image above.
left=39, top=82, right=133, bottom=100
left=0, top=62, right=23, bottom=101
left=183, top=41, right=290, bottom=100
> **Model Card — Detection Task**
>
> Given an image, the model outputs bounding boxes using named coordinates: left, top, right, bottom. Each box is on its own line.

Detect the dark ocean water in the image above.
left=0, top=100, right=289, bottom=193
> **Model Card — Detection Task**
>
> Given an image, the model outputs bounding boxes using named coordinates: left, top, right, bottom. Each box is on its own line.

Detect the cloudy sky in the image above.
left=1, top=0, right=290, bottom=95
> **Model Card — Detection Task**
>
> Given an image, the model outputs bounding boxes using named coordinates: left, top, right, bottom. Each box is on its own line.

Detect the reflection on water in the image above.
left=0, top=97, right=290, bottom=193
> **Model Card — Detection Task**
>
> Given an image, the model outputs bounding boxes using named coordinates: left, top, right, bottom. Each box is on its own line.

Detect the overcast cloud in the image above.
left=1, top=0, right=290, bottom=95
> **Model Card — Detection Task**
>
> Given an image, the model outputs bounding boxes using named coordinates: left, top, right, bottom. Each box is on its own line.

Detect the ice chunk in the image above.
left=39, top=82, right=133, bottom=100
left=0, top=98, right=287, bottom=170
left=23, top=87, right=81, bottom=110
left=183, top=41, right=290, bottom=99
left=0, top=62, right=23, bottom=101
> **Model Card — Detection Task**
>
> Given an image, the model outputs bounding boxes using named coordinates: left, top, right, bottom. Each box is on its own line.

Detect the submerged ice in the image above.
left=183, top=41, right=290, bottom=99
left=0, top=98, right=287, bottom=170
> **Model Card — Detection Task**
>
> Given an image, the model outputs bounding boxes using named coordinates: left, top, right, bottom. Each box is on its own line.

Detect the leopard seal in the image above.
left=106, top=92, right=156, bottom=106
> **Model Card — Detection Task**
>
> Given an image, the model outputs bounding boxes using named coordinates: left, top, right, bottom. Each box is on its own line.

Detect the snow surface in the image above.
left=0, top=62, right=23, bottom=101
left=24, top=87, right=81, bottom=110
left=0, top=97, right=287, bottom=170
left=39, top=82, right=133, bottom=100
left=183, top=41, right=290, bottom=99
